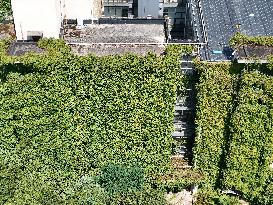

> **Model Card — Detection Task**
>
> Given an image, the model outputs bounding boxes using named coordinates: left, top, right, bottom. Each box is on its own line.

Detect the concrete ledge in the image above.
left=98, top=17, right=166, bottom=25
left=237, top=59, right=268, bottom=64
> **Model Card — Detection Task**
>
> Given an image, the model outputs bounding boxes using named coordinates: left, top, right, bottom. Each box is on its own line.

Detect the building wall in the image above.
left=11, top=0, right=103, bottom=41
left=62, top=0, right=102, bottom=21
left=93, top=0, right=103, bottom=18
left=138, top=0, right=159, bottom=17
left=11, top=0, right=62, bottom=40
left=104, top=6, right=129, bottom=17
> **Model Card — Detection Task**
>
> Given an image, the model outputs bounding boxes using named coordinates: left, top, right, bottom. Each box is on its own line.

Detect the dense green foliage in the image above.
left=267, top=55, right=273, bottom=70
left=223, top=68, right=273, bottom=203
left=0, top=0, right=11, bottom=21
left=0, top=39, right=192, bottom=204
left=194, top=189, right=240, bottom=205
left=230, top=32, right=273, bottom=47
left=194, top=60, right=273, bottom=204
left=98, top=163, right=144, bottom=194
left=108, top=188, right=168, bottom=205
left=194, top=61, right=234, bottom=186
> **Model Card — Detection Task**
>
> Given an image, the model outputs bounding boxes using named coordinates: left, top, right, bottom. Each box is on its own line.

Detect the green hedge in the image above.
left=0, top=39, right=194, bottom=204
left=193, top=61, right=234, bottom=187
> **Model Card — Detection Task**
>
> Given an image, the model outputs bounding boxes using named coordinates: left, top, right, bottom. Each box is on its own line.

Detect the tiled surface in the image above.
left=8, top=42, right=44, bottom=56
left=198, top=0, right=273, bottom=60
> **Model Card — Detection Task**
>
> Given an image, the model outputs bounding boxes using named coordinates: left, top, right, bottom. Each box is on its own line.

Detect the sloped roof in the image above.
left=200, top=0, right=273, bottom=60
left=236, top=45, right=273, bottom=60
left=8, top=42, right=44, bottom=56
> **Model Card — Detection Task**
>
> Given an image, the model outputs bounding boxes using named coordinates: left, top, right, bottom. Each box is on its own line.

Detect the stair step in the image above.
left=173, top=131, right=186, bottom=137
left=173, top=134, right=194, bottom=139
left=175, top=165, right=193, bottom=169
left=174, top=124, right=187, bottom=129
left=183, top=165, right=193, bottom=168
left=175, top=105, right=192, bottom=111
left=171, top=155, right=185, bottom=159
left=175, top=145, right=187, bottom=155
left=176, top=101, right=194, bottom=107
left=174, top=125, right=195, bottom=131
left=180, top=60, right=194, bottom=63
left=181, top=67, right=194, bottom=70
left=174, top=124, right=195, bottom=130
left=181, top=70, right=195, bottom=75
left=174, top=123, right=195, bottom=129
left=173, top=131, right=185, bottom=137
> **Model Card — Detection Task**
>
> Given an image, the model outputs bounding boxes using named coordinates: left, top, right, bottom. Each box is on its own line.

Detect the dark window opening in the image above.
left=27, top=31, right=43, bottom=42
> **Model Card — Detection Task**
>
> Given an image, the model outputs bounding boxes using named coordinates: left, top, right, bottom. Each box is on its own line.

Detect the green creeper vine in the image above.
left=193, top=60, right=234, bottom=187
left=223, top=69, right=273, bottom=203
left=230, top=32, right=273, bottom=48
left=0, top=0, right=11, bottom=22
left=193, top=60, right=273, bottom=204
left=0, top=38, right=195, bottom=204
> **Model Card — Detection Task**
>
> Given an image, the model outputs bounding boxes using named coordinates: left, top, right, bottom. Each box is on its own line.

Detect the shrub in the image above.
left=194, top=189, right=240, bottom=205
left=64, top=176, right=107, bottom=205
left=98, top=163, right=144, bottom=195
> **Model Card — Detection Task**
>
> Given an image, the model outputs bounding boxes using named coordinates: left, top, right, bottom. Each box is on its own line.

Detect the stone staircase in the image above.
left=172, top=55, right=196, bottom=164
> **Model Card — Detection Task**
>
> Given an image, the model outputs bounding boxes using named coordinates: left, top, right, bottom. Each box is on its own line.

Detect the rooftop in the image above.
left=236, top=45, right=273, bottom=61
left=8, top=42, right=44, bottom=56
left=200, top=0, right=273, bottom=60
left=64, top=23, right=165, bottom=44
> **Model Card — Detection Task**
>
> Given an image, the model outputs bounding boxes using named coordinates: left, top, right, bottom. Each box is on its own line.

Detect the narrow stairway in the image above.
left=172, top=54, right=196, bottom=166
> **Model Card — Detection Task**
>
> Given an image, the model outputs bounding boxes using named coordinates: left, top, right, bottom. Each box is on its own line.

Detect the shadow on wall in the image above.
left=166, top=0, right=194, bottom=40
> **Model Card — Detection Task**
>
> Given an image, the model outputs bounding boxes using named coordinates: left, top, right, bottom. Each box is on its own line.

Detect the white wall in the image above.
left=62, top=0, right=96, bottom=21
left=11, top=0, right=62, bottom=40
left=11, top=0, right=102, bottom=40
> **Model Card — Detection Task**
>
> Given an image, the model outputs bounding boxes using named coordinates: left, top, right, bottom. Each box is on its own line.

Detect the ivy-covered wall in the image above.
left=0, top=39, right=195, bottom=204
left=193, top=59, right=273, bottom=204
left=193, top=61, right=234, bottom=188
left=223, top=68, right=273, bottom=203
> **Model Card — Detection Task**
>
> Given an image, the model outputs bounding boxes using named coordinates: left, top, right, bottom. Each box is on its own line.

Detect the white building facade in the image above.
left=62, top=0, right=102, bottom=23
left=11, top=0, right=101, bottom=41
left=11, top=0, right=62, bottom=40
